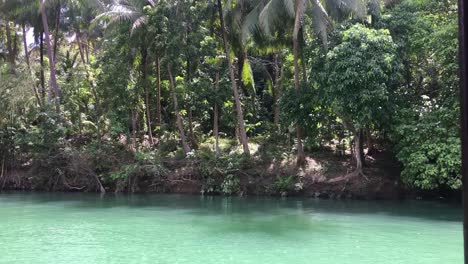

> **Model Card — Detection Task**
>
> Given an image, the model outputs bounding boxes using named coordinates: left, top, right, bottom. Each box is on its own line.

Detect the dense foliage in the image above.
left=0, top=0, right=460, bottom=194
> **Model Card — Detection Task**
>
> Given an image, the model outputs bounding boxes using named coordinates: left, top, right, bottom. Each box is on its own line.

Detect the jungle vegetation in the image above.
left=0, top=0, right=460, bottom=196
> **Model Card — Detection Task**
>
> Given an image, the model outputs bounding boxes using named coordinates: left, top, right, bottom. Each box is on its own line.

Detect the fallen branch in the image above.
left=327, top=169, right=369, bottom=183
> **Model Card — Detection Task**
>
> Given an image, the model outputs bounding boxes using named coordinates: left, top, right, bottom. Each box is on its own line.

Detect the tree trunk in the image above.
left=359, top=129, right=365, bottom=166
left=293, top=0, right=306, bottom=166
left=167, top=65, right=191, bottom=154
left=53, top=1, right=60, bottom=62
left=141, top=46, right=154, bottom=145
left=217, top=0, right=250, bottom=155
left=40, top=32, right=46, bottom=101
left=156, top=56, right=162, bottom=126
left=185, top=35, right=196, bottom=148
left=188, top=107, right=197, bottom=148
left=84, top=37, right=90, bottom=64
left=144, top=84, right=154, bottom=145
left=40, top=0, right=61, bottom=113
left=237, top=51, right=246, bottom=94
left=131, top=110, right=139, bottom=154
left=22, top=24, right=42, bottom=107
left=90, top=84, right=102, bottom=144
left=5, top=22, right=14, bottom=65
left=22, top=25, right=30, bottom=68
left=273, top=54, right=282, bottom=128
left=12, top=31, right=18, bottom=64
left=77, top=28, right=102, bottom=144
left=354, top=129, right=365, bottom=172
left=366, top=129, right=376, bottom=156
left=76, top=30, right=85, bottom=64
left=213, top=72, right=220, bottom=155
left=299, top=28, right=308, bottom=84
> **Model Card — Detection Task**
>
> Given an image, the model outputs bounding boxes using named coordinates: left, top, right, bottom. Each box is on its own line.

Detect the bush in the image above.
left=221, top=174, right=240, bottom=195
left=273, top=175, right=297, bottom=194
left=393, top=105, right=461, bottom=190
left=197, top=148, right=250, bottom=195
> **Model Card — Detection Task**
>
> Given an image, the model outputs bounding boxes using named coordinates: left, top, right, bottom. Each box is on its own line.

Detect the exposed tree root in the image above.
left=327, top=169, right=369, bottom=183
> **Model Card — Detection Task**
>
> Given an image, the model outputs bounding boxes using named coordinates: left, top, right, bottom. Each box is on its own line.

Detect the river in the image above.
left=0, top=192, right=462, bottom=264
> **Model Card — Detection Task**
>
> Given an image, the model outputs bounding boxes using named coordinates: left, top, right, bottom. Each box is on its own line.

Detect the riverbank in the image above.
left=0, top=146, right=409, bottom=200
left=1, top=135, right=458, bottom=200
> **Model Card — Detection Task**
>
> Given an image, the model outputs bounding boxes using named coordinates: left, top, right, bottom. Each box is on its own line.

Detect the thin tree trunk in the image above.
left=141, top=46, right=154, bottom=145
left=366, top=128, right=376, bottom=156
left=144, top=85, right=154, bottom=145
left=13, top=31, right=18, bottom=64
left=131, top=110, right=139, bottom=154
left=76, top=30, right=85, bottom=64
left=40, top=32, right=46, bottom=101
left=217, top=0, right=250, bottom=155
left=53, top=1, right=60, bottom=62
left=359, top=129, right=365, bottom=166
left=22, top=24, right=42, bottom=107
left=91, top=171, right=105, bottom=194
left=188, top=107, right=196, bottom=147
left=156, top=56, right=162, bottom=126
left=5, top=22, right=14, bottom=65
left=273, top=54, right=282, bottom=128
left=299, top=28, right=308, bottom=84
left=237, top=51, right=245, bottom=93
left=40, top=0, right=61, bottom=113
left=185, top=36, right=196, bottom=148
left=22, top=24, right=30, bottom=68
left=293, top=0, right=306, bottom=166
left=235, top=125, right=241, bottom=145
left=90, top=85, right=102, bottom=144
left=77, top=30, right=102, bottom=144
left=167, top=65, right=191, bottom=154
left=214, top=72, right=220, bottom=155
left=354, top=130, right=364, bottom=172
left=84, top=37, right=90, bottom=64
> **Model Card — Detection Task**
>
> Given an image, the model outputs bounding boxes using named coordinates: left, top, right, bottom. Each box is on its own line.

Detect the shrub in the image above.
left=273, top=175, right=297, bottom=194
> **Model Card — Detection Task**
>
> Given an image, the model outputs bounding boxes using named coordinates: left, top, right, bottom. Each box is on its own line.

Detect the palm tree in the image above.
left=96, top=0, right=157, bottom=146
left=0, top=0, right=42, bottom=105
left=0, top=0, right=20, bottom=66
left=12, top=0, right=63, bottom=111
left=40, top=0, right=61, bottom=113
left=251, top=0, right=370, bottom=165
left=217, top=0, right=251, bottom=155
left=167, top=64, right=191, bottom=154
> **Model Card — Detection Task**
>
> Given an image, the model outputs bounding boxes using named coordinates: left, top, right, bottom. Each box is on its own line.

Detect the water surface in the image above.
left=0, top=193, right=462, bottom=264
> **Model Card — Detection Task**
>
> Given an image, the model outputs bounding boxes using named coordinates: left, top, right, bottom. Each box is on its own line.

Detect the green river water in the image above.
left=0, top=193, right=463, bottom=264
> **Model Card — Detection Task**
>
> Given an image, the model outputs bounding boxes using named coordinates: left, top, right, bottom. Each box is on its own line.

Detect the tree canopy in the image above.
left=0, top=0, right=460, bottom=195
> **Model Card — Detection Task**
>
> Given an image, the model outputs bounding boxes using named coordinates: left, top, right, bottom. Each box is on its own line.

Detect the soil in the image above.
left=0, top=150, right=406, bottom=200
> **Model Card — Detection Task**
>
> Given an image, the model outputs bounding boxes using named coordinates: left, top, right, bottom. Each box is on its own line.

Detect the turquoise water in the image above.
left=0, top=193, right=463, bottom=264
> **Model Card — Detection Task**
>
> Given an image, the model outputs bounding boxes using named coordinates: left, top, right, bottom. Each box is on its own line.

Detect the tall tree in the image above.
left=254, top=0, right=372, bottom=165
left=96, top=0, right=156, bottom=145
left=40, top=0, right=61, bottom=113
left=325, top=24, right=400, bottom=175
left=167, top=64, right=191, bottom=154
left=217, top=0, right=250, bottom=155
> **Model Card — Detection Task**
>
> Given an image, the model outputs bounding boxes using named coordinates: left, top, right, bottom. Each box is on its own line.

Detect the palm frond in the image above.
left=131, top=15, right=147, bottom=34
left=282, top=0, right=295, bottom=18
left=241, top=2, right=263, bottom=44
left=309, top=0, right=331, bottom=48
left=242, top=57, right=256, bottom=94
left=324, top=0, right=367, bottom=20
left=94, top=0, right=148, bottom=29
left=259, top=0, right=287, bottom=35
